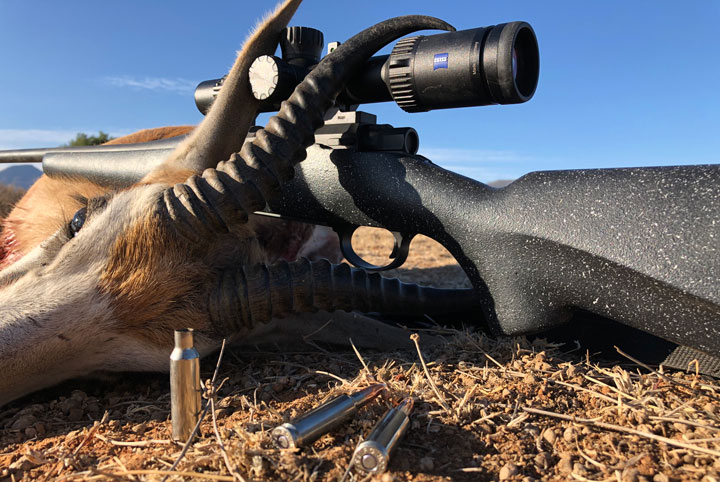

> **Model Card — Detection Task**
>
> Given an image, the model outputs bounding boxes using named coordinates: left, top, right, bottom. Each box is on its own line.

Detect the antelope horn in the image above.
left=158, top=0, right=302, bottom=175
left=208, top=258, right=481, bottom=335
left=158, top=16, right=456, bottom=242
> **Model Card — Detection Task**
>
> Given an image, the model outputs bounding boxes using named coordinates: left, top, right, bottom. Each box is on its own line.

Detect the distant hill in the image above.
left=488, top=179, right=513, bottom=188
left=0, top=165, right=42, bottom=189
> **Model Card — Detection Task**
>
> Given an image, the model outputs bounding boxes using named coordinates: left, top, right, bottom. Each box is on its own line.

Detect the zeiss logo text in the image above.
left=433, top=53, right=449, bottom=70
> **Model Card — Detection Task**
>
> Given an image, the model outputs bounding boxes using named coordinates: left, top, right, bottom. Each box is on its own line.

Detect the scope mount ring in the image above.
left=336, top=226, right=413, bottom=272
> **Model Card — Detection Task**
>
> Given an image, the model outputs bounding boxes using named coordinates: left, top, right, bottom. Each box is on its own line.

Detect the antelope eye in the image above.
left=69, top=208, right=87, bottom=237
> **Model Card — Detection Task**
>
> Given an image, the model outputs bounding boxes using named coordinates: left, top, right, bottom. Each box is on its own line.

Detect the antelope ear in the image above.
left=142, top=0, right=302, bottom=187
left=104, top=126, right=193, bottom=146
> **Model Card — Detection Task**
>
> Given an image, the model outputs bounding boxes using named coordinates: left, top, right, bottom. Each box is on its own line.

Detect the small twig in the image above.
left=211, top=397, right=245, bottom=482
left=209, top=339, right=228, bottom=388
left=349, top=338, right=371, bottom=378
left=314, top=370, right=350, bottom=385
left=161, top=400, right=210, bottom=482
left=457, top=366, right=630, bottom=409
left=456, top=384, right=478, bottom=418
left=649, top=415, right=720, bottom=432
left=575, top=436, right=607, bottom=470
left=338, top=460, right=354, bottom=482
left=108, top=456, right=139, bottom=481
left=206, top=340, right=245, bottom=481
left=301, top=318, right=334, bottom=341
left=664, top=400, right=692, bottom=417
left=261, top=400, right=284, bottom=422
left=615, top=346, right=720, bottom=403
left=551, top=376, right=636, bottom=408
left=683, top=436, right=720, bottom=443
left=482, top=352, right=505, bottom=370
left=506, top=412, right=530, bottom=428
left=469, top=411, right=503, bottom=426
left=583, top=374, right=639, bottom=402
left=46, top=411, right=111, bottom=480
left=63, top=469, right=235, bottom=481
left=72, top=411, right=109, bottom=457
left=410, top=333, right=451, bottom=414
left=95, top=433, right=172, bottom=447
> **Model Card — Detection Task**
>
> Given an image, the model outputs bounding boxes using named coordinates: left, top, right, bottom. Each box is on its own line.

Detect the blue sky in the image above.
left=0, top=1, right=718, bottom=182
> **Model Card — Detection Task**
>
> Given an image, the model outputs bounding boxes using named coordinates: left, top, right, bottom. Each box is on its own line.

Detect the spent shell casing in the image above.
left=170, top=329, right=201, bottom=441
left=272, top=384, right=385, bottom=449
left=352, top=397, right=414, bottom=474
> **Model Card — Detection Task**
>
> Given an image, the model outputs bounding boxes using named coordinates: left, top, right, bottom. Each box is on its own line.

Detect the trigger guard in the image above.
left=336, top=226, right=413, bottom=272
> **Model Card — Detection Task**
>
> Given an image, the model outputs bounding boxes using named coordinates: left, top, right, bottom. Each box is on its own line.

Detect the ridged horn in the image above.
left=208, top=258, right=479, bottom=335
left=158, top=16, right=455, bottom=242
left=158, top=0, right=303, bottom=175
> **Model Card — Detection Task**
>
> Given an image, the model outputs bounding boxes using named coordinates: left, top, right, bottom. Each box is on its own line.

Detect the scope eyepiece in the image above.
left=484, top=22, right=539, bottom=104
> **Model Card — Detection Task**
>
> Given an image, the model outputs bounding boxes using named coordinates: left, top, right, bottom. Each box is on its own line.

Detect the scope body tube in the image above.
left=196, top=22, right=539, bottom=114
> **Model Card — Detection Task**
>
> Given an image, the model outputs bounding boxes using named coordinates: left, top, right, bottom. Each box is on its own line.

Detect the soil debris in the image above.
left=1, top=230, right=718, bottom=481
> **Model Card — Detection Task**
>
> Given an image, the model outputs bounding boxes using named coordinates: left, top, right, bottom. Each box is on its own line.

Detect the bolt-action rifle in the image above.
left=2, top=22, right=718, bottom=374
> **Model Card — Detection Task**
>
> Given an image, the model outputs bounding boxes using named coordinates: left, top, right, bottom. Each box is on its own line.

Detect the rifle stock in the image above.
left=3, top=138, right=719, bottom=354
left=274, top=146, right=720, bottom=353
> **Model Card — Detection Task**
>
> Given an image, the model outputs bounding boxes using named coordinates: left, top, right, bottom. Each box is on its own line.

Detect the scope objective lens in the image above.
left=384, top=22, right=539, bottom=112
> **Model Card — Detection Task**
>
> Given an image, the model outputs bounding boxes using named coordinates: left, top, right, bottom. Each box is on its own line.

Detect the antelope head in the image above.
left=0, top=0, right=457, bottom=406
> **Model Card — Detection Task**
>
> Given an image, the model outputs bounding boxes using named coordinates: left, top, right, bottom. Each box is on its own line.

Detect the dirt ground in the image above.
left=1, top=228, right=719, bottom=481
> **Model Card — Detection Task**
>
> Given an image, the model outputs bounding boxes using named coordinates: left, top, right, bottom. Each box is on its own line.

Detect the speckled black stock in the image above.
left=264, top=147, right=720, bottom=355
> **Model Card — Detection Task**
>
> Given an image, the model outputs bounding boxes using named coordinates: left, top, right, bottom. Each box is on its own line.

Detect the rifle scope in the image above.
left=195, top=21, right=539, bottom=114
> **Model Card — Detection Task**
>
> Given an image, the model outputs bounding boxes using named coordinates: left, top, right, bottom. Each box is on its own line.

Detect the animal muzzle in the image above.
left=0, top=229, right=66, bottom=287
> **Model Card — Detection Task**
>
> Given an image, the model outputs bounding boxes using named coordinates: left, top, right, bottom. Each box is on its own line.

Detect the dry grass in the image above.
left=1, top=228, right=719, bottom=481
left=0, top=184, right=26, bottom=219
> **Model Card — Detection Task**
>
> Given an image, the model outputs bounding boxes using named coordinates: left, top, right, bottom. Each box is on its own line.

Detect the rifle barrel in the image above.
left=0, top=136, right=186, bottom=164
left=0, top=148, right=52, bottom=164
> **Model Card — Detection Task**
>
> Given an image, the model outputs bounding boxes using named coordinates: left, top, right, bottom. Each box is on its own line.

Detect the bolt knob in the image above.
left=281, top=26, right=324, bottom=67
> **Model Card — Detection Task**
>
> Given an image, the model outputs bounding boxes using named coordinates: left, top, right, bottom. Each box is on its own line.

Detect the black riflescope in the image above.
left=195, top=22, right=538, bottom=114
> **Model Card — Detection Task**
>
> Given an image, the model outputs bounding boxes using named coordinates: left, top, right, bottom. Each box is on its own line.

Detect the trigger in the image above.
left=389, top=231, right=410, bottom=261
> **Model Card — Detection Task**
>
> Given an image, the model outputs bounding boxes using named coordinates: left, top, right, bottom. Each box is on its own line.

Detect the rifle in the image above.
left=1, top=23, right=718, bottom=373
